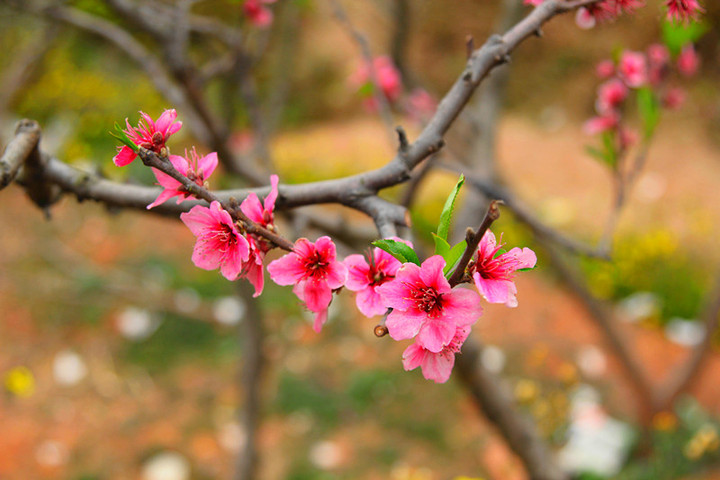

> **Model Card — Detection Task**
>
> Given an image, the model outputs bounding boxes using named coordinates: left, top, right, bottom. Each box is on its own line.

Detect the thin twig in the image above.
left=448, top=200, right=501, bottom=287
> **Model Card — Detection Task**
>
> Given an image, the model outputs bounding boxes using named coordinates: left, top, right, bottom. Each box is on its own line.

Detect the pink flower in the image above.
left=344, top=242, right=411, bottom=317
left=180, top=201, right=250, bottom=281
left=402, top=326, right=471, bottom=383
left=523, top=0, right=544, bottom=5
left=618, top=51, right=648, bottom=88
left=665, top=0, right=704, bottom=22
left=677, top=44, right=700, bottom=77
left=596, top=60, right=616, bottom=79
left=113, top=109, right=182, bottom=167
left=663, top=87, right=686, bottom=109
left=469, top=230, right=537, bottom=308
left=147, top=148, right=218, bottom=209
left=267, top=237, right=348, bottom=332
left=243, top=0, right=276, bottom=28
left=575, top=2, right=617, bottom=29
left=350, top=56, right=403, bottom=106
left=595, top=79, right=628, bottom=114
left=377, top=256, right=482, bottom=353
left=618, top=127, right=638, bottom=149
left=237, top=175, right=280, bottom=297
left=583, top=113, right=619, bottom=135
left=647, top=44, right=670, bottom=85
left=406, top=88, right=437, bottom=123
left=615, top=0, right=644, bottom=14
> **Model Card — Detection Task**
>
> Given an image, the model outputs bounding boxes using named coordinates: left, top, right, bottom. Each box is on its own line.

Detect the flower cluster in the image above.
left=584, top=43, right=700, bottom=158
left=111, top=112, right=537, bottom=385
left=348, top=55, right=437, bottom=122
left=524, top=0, right=703, bottom=27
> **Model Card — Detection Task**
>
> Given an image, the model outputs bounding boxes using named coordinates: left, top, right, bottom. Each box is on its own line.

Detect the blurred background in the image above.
left=1, top=0, right=720, bottom=479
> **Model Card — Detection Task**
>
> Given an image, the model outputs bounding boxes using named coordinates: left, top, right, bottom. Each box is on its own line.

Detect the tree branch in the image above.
left=1, top=119, right=41, bottom=189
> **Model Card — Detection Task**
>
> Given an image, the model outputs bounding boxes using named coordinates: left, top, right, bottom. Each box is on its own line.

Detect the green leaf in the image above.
left=372, top=239, right=421, bottom=266
left=516, top=266, right=536, bottom=272
left=601, top=131, right=618, bottom=168
left=662, top=20, right=709, bottom=56
left=443, top=240, right=467, bottom=276
left=637, top=87, right=660, bottom=140
left=109, top=122, right=138, bottom=152
left=431, top=233, right=451, bottom=258
left=436, top=174, right=465, bottom=241
left=358, top=82, right=374, bottom=98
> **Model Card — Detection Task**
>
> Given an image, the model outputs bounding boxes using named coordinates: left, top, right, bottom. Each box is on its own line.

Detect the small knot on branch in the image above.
left=374, top=325, right=389, bottom=337
left=465, top=34, right=475, bottom=59
left=396, top=126, right=410, bottom=153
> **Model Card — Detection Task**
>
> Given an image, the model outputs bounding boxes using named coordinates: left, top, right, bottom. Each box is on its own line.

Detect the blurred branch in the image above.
left=329, top=0, right=396, bottom=140
left=455, top=337, right=569, bottom=480
left=1, top=119, right=41, bottom=189
left=389, top=0, right=411, bottom=85
left=656, top=272, right=720, bottom=411
left=235, top=281, right=265, bottom=480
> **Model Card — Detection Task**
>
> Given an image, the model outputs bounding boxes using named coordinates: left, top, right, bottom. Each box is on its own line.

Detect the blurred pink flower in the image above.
left=523, top=0, right=544, bottom=6
left=596, top=60, right=616, bottom=79
left=596, top=78, right=628, bottom=114
left=583, top=113, right=619, bottom=135
left=576, top=2, right=617, bottom=29
left=470, top=230, right=537, bottom=308
left=663, top=87, right=686, bottom=109
left=402, top=326, right=471, bottom=383
left=618, top=51, right=648, bottom=87
left=243, top=0, right=276, bottom=28
left=665, top=0, right=704, bottom=22
left=647, top=44, right=670, bottom=85
left=113, top=109, right=182, bottom=167
left=267, top=237, right=347, bottom=332
left=181, top=201, right=250, bottom=281
left=350, top=56, right=403, bottom=106
left=377, top=256, right=482, bottom=353
left=677, top=44, right=700, bottom=77
left=147, top=148, right=218, bottom=209
left=344, top=241, right=411, bottom=317
left=406, top=88, right=437, bottom=123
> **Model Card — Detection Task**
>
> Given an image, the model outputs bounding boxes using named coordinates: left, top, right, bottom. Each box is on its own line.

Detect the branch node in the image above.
left=395, top=126, right=410, bottom=153
left=374, top=325, right=389, bottom=337
left=465, top=34, right=475, bottom=59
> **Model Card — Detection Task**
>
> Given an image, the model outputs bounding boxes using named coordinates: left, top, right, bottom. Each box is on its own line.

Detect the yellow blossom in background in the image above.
left=4, top=366, right=36, bottom=397
left=454, top=477, right=485, bottom=480
left=652, top=411, right=678, bottom=432
left=390, top=464, right=433, bottom=480
left=514, top=379, right=539, bottom=404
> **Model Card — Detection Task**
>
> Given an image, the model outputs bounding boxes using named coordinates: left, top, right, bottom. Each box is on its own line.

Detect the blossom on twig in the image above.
left=402, top=326, right=471, bottom=383
left=113, top=109, right=182, bottom=167
left=147, top=148, right=218, bottom=209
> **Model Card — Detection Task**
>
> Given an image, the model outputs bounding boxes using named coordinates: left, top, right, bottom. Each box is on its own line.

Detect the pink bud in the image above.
left=677, top=45, right=700, bottom=77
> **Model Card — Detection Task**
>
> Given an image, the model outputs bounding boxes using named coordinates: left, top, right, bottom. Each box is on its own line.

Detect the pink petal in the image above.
left=420, top=350, right=455, bottom=383
left=355, top=286, right=387, bottom=318
left=314, top=236, right=337, bottom=261
left=473, top=273, right=518, bottom=307
left=151, top=167, right=182, bottom=189
left=416, top=316, right=456, bottom=353
left=264, top=174, right=279, bottom=212
left=240, top=193, right=264, bottom=223
left=376, top=276, right=415, bottom=311
left=113, top=146, right=137, bottom=167
left=147, top=188, right=180, bottom=209
left=507, top=247, right=537, bottom=270
left=180, top=205, right=216, bottom=236
left=168, top=154, right=189, bottom=175
left=219, top=247, right=243, bottom=280
left=402, top=343, right=427, bottom=372
left=419, top=255, right=450, bottom=293
left=155, top=109, right=177, bottom=135
left=302, top=277, right=333, bottom=312
left=198, top=152, right=218, bottom=179
left=443, top=288, right=483, bottom=327
left=244, top=259, right=265, bottom=297
left=313, top=308, right=328, bottom=333
left=191, top=240, right=225, bottom=271
left=343, top=254, right=371, bottom=291
left=292, top=238, right=315, bottom=258
left=385, top=309, right=424, bottom=341
left=267, top=253, right=305, bottom=285
left=324, top=261, right=347, bottom=290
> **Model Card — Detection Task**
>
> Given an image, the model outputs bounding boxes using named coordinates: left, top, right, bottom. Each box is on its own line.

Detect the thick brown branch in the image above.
left=1, top=119, right=41, bottom=189
left=448, top=200, right=501, bottom=287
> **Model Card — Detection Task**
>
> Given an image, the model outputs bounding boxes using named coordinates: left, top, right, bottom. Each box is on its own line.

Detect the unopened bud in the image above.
left=374, top=325, right=388, bottom=337
left=151, top=131, right=164, bottom=145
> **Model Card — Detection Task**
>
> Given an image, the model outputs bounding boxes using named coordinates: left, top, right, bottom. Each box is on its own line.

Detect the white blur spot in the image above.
left=116, top=307, right=160, bottom=341
left=309, top=440, right=343, bottom=470
left=53, top=350, right=88, bottom=386
left=217, top=422, right=247, bottom=454
left=173, top=288, right=201, bottom=314
left=617, top=292, right=660, bottom=323
left=665, top=318, right=705, bottom=347
left=481, top=345, right=506, bottom=374
left=35, top=440, right=69, bottom=467
left=213, top=296, right=246, bottom=326
left=141, top=452, right=191, bottom=480
left=576, top=345, right=607, bottom=379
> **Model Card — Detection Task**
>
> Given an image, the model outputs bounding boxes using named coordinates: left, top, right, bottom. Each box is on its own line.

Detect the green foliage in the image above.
left=274, top=372, right=341, bottom=427
left=662, top=20, right=709, bottom=56
left=582, top=230, right=711, bottom=322
left=586, top=131, right=619, bottom=169
left=637, top=88, right=661, bottom=140
left=372, top=238, right=421, bottom=266
left=436, top=174, right=465, bottom=241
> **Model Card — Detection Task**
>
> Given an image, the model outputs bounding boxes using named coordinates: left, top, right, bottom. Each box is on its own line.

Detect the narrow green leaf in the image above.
left=637, top=87, right=660, bottom=140
left=516, top=266, right=536, bottom=272
left=443, top=240, right=467, bottom=276
left=431, top=233, right=451, bottom=258
left=662, top=20, right=708, bottom=56
left=436, top=174, right=465, bottom=241
left=372, top=239, right=421, bottom=266
left=110, top=122, right=139, bottom=152
left=601, top=131, right=618, bottom=168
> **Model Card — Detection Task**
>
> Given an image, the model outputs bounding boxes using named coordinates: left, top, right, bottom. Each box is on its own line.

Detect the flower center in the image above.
left=304, top=251, right=329, bottom=278
left=411, top=285, right=443, bottom=317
